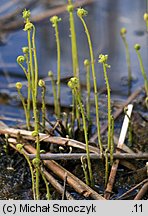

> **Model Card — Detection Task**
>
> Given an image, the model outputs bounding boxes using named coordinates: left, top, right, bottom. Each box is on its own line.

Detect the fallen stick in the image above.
left=8, top=137, right=148, bottom=160
left=90, top=86, right=143, bottom=143
left=9, top=138, right=105, bottom=200
left=117, top=179, right=148, bottom=200
left=114, top=135, right=134, bottom=154
left=114, top=136, right=137, bottom=170
left=10, top=143, right=75, bottom=200
left=0, top=123, right=142, bottom=173
left=134, top=182, right=148, bottom=200
left=26, top=152, right=148, bottom=160
left=0, top=127, right=99, bottom=154
left=43, top=169, right=74, bottom=200
left=1, top=127, right=142, bottom=158
left=104, top=104, right=133, bottom=199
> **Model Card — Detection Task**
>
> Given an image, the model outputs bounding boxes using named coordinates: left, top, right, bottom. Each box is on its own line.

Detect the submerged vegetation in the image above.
left=0, top=0, right=147, bottom=200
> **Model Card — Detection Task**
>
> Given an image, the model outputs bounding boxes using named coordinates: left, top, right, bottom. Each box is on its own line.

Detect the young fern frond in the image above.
left=84, top=59, right=91, bottom=124
left=68, top=77, right=94, bottom=187
left=39, top=79, right=46, bottom=131
left=98, top=54, right=111, bottom=151
left=16, top=144, right=36, bottom=200
left=23, top=10, right=40, bottom=200
left=77, top=8, right=102, bottom=154
left=50, top=16, right=61, bottom=118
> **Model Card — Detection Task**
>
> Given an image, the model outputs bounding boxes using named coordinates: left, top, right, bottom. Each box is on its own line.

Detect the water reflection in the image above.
left=0, top=0, right=148, bottom=98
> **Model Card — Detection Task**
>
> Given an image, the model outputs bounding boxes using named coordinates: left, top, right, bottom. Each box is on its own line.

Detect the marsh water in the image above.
left=0, top=0, right=148, bottom=199
left=0, top=0, right=148, bottom=121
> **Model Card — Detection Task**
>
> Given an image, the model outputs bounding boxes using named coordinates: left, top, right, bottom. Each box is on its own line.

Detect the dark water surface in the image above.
left=0, top=0, right=148, bottom=119
left=0, top=0, right=148, bottom=200
left=0, top=0, right=148, bottom=120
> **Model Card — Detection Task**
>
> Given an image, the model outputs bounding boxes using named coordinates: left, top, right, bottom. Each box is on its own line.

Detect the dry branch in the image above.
left=0, top=127, right=99, bottom=154
left=7, top=137, right=148, bottom=160
left=10, top=143, right=75, bottom=200
left=9, top=138, right=105, bottom=200
left=43, top=169, right=74, bottom=200
left=26, top=153, right=148, bottom=160
left=104, top=104, right=133, bottom=199
left=134, top=182, right=148, bottom=200
left=117, top=179, right=148, bottom=200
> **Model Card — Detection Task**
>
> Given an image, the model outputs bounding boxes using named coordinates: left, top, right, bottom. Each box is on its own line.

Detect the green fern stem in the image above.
left=103, top=63, right=111, bottom=151
left=120, top=28, right=132, bottom=88
left=84, top=59, right=91, bottom=123
left=110, top=115, right=114, bottom=165
left=67, top=1, right=79, bottom=79
left=81, top=156, right=89, bottom=186
left=32, top=25, right=39, bottom=100
left=135, top=46, right=148, bottom=97
left=39, top=168, right=51, bottom=200
left=78, top=13, right=102, bottom=154
left=16, top=87, right=30, bottom=130
left=23, top=153, right=36, bottom=200
left=16, top=144, right=36, bottom=200
left=25, top=53, right=31, bottom=130
left=51, top=17, right=61, bottom=118
left=48, top=71, right=58, bottom=116
left=39, top=80, right=46, bottom=131
left=68, top=77, right=94, bottom=187
left=105, top=148, right=109, bottom=187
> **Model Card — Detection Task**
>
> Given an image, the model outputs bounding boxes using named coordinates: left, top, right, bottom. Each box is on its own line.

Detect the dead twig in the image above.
left=117, top=179, right=148, bottom=200
left=43, top=168, right=74, bottom=200
left=10, top=142, right=74, bottom=200
left=21, top=152, right=148, bottom=160
left=9, top=138, right=105, bottom=200
left=104, top=104, right=133, bottom=199
left=7, top=137, right=148, bottom=160
left=134, top=182, right=148, bottom=200
left=0, top=127, right=100, bottom=154
left=114, top=135, right=137, bottom=170
left=62, top=172, right=68, bottom=200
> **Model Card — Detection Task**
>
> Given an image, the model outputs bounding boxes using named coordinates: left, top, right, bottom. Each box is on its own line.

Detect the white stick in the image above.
left=118, top=104, right=133, bottom=149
